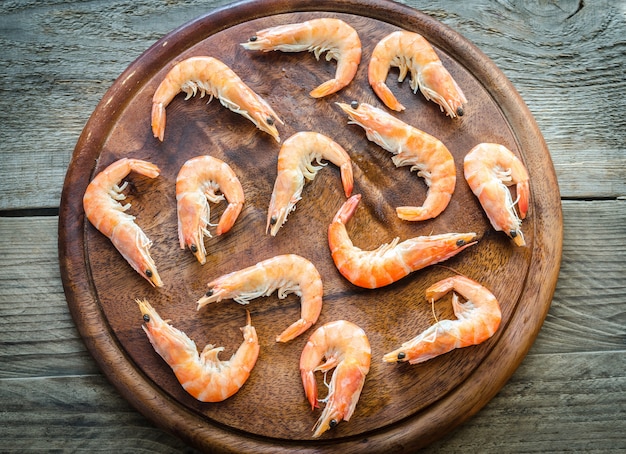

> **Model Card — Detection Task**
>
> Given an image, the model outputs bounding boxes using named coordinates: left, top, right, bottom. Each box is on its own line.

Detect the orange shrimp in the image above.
left=196, top=254, right=323, bottom=342
left=328, top=194, right=477, bottom=289
left=300, top=320, right=371, bottom=438
left=368, top=30, right=467, bottom=117
left=267, top=131, right=353, bottom=236
left=337, top=101, right=456, bottom=221
left=151, top=56, right=283, bottom=142
left=137, top=300, right=259, bottom=402
left=241, top=18, right=361, bottom=98
left=176, top=155, right=245, bottom=264
left=464, top=143, right=530, bottom=246
left=383, top=275, right=501, bottom=364
left=82, top=158, right=162, bottom=287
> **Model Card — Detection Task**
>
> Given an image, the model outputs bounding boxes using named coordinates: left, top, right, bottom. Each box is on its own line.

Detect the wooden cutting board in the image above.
left=58, top=0, right=562, bottom=452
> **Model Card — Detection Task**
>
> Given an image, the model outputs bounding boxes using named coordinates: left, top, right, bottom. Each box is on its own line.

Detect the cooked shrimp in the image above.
left=196, top=254, right=323, bottom=342
left=300, top=320, right=371, bottom=438
left=267, top=131, right=353, bottom=236
left=241, top=18, right=361, bottom=98
left=369, top=30, right=467, bottom=117
left=337, top=101, right=456, bottom=221
left=383, top=275, right=501, bottom=364
left=138, top=300, right=259, bottom=402
left=82, top=158, right=162, bottom=287
left=176, top=155, right=245, bottom=264
left=328, top=194, right=477, bottom=289
left=464, top=143, right=530, bottom=247
left=152, top=56, right=283, bottom=142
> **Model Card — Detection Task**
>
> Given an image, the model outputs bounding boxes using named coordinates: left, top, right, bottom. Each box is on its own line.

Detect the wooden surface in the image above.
left=0, top=0, right=624, bottom=452
left=58, top=1, right=561, bottom=450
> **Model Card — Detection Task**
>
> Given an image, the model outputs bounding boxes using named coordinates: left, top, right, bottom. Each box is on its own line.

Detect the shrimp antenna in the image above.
left=430, top=297, right=439, bottom=324
left=434, top=264, right=469, bottom=279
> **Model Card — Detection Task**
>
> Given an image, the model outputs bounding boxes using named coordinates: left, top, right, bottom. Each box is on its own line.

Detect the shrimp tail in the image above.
left=276, top=318, right=314, bottom=343
left=396, top=190, right=452, bottom=221
left=370, top=80, right=405, bottom=112
left=332, top=193, right=361, bottom=224
left=216, top=201, right=244, bottom=235
left=151, top=102, right=166, bottom=141
left=301, top=369, right=319, bottom=410
left=309, top=78, right=347, bottom=98
left=517, top=180, right=530, bottom=220
left=340, top=162, right=354, bottom=197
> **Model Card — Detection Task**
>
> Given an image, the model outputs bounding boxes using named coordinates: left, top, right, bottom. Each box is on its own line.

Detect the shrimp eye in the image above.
left=269, top=216, right=277, bottom=225
left=510, top=230, right=518, bottom=238
left=397, top=352, right=406, bottom=361
left=350, top=100, right=359, bottom=109
left=190, top=244, right=198, bottom=253
left=205, top=289, right=213, bottom=297
left=145, top=269, right=153, bottom=278
left=456, top=106, right=464, bottom=117
left=456, top=239, right=465, bottom=247
left=266, top=117, right=274, bottom=126
left=249, top=36, right=258, bottom=42
left=143, top=314, right=150, bottom=323
left=329, top=419, right=338, bottom=429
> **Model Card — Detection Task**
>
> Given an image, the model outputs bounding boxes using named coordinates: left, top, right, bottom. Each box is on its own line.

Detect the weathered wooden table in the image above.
left=1, top=0, right=624, bottom=452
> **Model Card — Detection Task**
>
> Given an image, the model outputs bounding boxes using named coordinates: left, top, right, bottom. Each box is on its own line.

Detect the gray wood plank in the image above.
left=0, top=0, right=624, bottom=210
left=0, top=352, right=622, bottom=452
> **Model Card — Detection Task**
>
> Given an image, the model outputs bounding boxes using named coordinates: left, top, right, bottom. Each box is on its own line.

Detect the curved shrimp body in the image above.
left=337, top=102, right=456, bottom=221
left=464, top=143, right=530, bottom=247
left=151, top=56, right=283, bottom=142
left=328, top=194, right=477, bottom=289
left=176, top=155, right=245, bottom=264
left=138, top=300, right=259, bottom=402
left=82, top=158, right=163, bottom=287
left=300, top=320, right=371, bottom=438
left=196, top=254, right=323, bottom=342
left=368, top=30, right=467, bottom=117
left=241, top=18, right=361, bottom=98
left=383, top=275, right=501, bottom=364
left=267, top=131, right=354, bottom=236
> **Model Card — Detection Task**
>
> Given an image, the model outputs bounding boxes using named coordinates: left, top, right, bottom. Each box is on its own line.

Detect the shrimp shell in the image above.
left=369, top=30, right=467, bottom=117
left=300, top=320, right=371, bottom=437
left=464, top=143, right=530, bottom=246
left=328, top=194, right=477, bottom=289
left=196, top=254, right=323, bottom=342
left=383, top=275, right=501, bottom=364
left=176, top=155, right=245, bottom=264
left=241, top=18, right=361, bottom=98
left=138, top=300, right=259, bottom=402
left=337, top=102, right=456, bottom=222
left=267, top=131, right=353, bottom=236
left=152, top=56, right=283, bottom=142
left=82, top=158, right=162, bottom=287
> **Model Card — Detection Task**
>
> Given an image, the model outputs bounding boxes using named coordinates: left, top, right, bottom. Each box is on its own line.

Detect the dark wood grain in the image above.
left=57, top=0, right=561, bottom=452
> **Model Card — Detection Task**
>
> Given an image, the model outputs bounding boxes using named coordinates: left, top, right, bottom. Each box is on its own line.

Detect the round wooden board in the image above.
left=58, top=0, right=562, bottom=452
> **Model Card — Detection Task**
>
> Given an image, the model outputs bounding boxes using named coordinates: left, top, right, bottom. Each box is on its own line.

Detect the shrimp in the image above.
left=368, top=30, right=467, bottom=117
left=82, top=158, right=163, bottom=287
left=267, top=131, right=353, bottom=236
left=337, top=101, right=456, bottom=221
left=328, top=194, right=477, bottom=289
left=151, top=56, right=283, bottom=142
left=382, top=275, right=501, bottom=364
left=300, top=320, right=371, bottom=438
left=176, top=155, right=245, bottom=264
left=137, top=300, right=259, bottom=402
left=196, top=254, right=323, bottom=342
left=241, top=18, right=361, bottom=98
left=464, top=143, right=530, bottom=247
